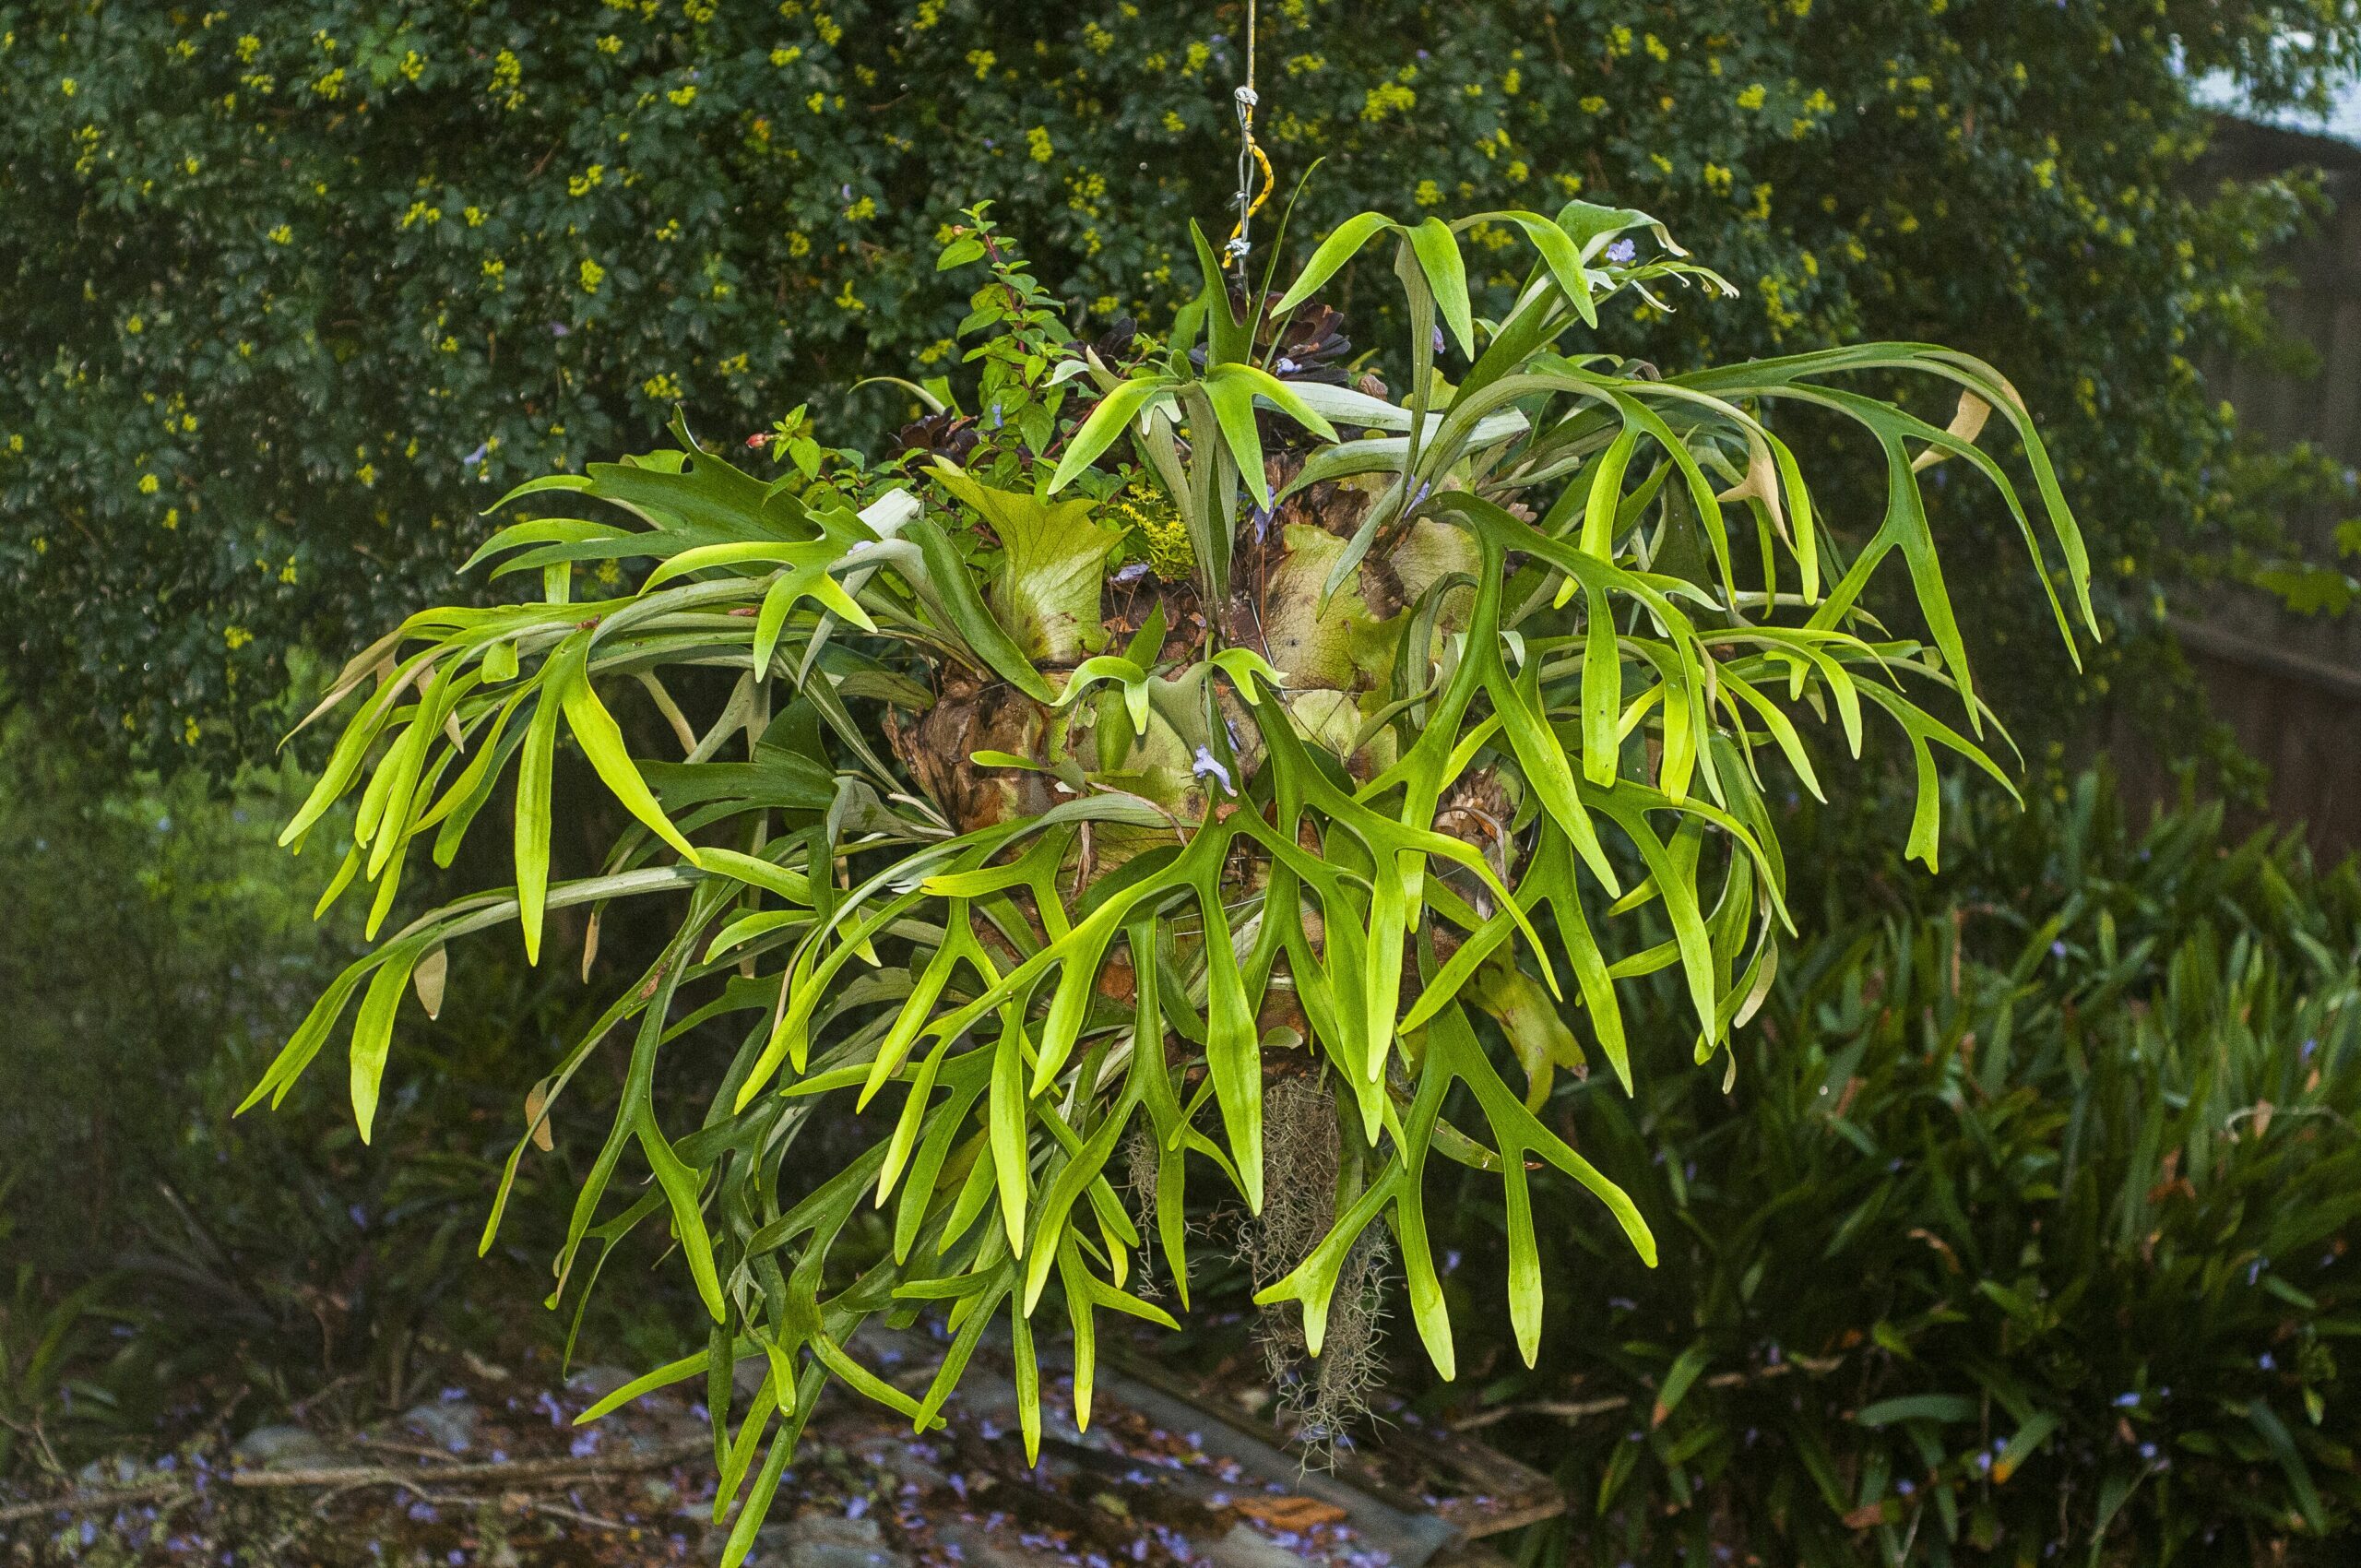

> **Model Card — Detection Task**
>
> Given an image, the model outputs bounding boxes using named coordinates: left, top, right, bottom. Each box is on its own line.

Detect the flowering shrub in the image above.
left=0, top=1, right=2353, bottom=772
left=249, top=186, right=2089, bottom=1564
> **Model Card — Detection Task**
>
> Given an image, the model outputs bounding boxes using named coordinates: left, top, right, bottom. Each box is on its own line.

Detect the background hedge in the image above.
left=3, top=0, right=2358, bottom=774
left=1443, top=774, right=2361, bottom=1562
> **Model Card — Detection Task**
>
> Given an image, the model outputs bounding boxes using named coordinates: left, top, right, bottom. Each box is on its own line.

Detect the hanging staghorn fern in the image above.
left=248, top=193, right=2090, bottom=1553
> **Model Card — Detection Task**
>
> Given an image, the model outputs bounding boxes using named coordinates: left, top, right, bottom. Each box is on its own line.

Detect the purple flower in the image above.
left=1192, top=747, right=1234, bottom=794
left=1605, top=239, right=1637, bottom=264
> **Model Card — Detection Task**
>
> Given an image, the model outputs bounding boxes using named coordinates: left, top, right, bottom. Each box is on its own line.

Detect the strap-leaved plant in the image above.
left=250, top=193, right=2090, bottom=1555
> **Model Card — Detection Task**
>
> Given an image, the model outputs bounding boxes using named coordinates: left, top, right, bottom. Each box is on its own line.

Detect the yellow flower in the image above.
left=1361, top=81, right=1417, bottom=122
left=1737, top=83, right=1766, bottom=110
left=579, top=257, right=606, bottom=292
left=1026, top=125, right=1053, bottom=163
left=138, top=473, right=160, bottom=494
left=224, top=625, right=254, bottom=650
left=267, top=223, right=291, bottom=244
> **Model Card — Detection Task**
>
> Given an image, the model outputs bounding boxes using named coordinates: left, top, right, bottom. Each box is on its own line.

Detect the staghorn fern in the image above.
left=248, top=194, right=2090, bottom=1556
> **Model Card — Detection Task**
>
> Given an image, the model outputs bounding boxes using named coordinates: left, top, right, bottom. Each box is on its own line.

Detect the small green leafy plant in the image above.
left=249, top=189, right=2091, bottom=1560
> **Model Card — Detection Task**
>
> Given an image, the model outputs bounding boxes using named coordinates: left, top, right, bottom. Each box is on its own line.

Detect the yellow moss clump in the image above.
left=1107, top=481, right=1193, bottom=579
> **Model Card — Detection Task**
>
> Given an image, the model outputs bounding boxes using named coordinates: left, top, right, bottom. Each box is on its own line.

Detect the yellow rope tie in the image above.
left=1225, top=0, right=1270, bottom=272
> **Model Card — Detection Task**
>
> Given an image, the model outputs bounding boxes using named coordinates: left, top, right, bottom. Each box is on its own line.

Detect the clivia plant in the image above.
left=247, top=186, right=2091, bottom=1557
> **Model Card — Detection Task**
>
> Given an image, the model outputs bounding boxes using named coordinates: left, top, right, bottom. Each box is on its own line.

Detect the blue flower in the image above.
left=1606, top=238, right=1637, bottom=264
left=1192, top=747, right=1234, bottom=793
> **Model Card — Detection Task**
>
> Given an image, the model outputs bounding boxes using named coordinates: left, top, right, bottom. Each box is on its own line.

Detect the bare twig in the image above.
left=0, top=1479, right=186, bottom=1526
left=0, top=1434, right=708, bottom=1526
left=224, top=1434, right=706, bottom=1490
left=534, top=1499, right=637, bottom=1532
left=1448, top=1354, right=1845, bottom=1433
left=350, top=1434, right=468, bottom=1465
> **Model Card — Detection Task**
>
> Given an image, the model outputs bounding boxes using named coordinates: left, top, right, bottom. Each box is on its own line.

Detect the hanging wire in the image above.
left=1225, top=0, right=1272, bottom=272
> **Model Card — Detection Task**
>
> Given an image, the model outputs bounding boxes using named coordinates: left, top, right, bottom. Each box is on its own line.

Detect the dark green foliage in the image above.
left=1451, top=773, right=2361, bottom=1563
left=0, top=734, right=684, bottom=1478
left=3, top=1, right=2356, bottom=771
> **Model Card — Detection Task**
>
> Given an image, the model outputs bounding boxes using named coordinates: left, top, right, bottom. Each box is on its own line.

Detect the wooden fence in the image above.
left=2111, top=119, right=2361, bottom=858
